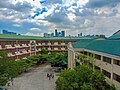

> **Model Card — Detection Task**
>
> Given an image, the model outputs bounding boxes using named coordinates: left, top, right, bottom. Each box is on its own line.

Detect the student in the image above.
left=47, top=73, right=49, bottom=79
left=52, top=73, right=54, bottom=79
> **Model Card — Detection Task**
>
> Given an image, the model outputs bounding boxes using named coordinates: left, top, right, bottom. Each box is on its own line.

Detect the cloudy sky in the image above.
left=0, top=0, right=120, bottom=36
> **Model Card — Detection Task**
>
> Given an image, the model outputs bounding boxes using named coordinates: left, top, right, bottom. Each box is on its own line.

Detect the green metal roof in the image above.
left=0, top=34, right=92, bottom=40
left=109, top=34, right=120, bottom=40
left=86, top=40, right=120, bottom=56
left=73, top=39, right=120, bottom=56
left=72, top=39, right=94, bottom=48
left=108, top=30, right=120, bottom=40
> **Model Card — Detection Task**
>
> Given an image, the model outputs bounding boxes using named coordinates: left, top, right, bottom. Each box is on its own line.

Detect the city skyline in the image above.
left=0, top=0, right=120, bottom=36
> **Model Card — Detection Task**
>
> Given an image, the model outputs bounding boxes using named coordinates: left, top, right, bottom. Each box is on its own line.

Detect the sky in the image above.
left=0, top=0, right=120, bottom=36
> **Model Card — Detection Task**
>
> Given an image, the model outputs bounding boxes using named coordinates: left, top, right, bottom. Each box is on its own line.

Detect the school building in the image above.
left=68, top=31, right=120, bottom=89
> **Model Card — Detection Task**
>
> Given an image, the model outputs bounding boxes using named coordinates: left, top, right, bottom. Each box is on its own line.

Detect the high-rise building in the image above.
left=51, top=33, right=54, bottom=37
left=2, top=30, right=17, bottom=35
left=55, top=29, right=65, bottom=37
left=44, top=33, right=48, bottom=37
left=44, top=33, right=54, bottom=37
left=55, top=29, right=58, bottom=37
left=61, top=31, right=65, bottom=37
left=78, top=33, right=82, bottom=37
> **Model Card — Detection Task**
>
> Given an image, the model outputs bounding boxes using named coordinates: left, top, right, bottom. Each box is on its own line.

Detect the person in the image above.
left=11, top=78, right=13, bottom=85
left=47, top=73, right=51, bottom=80
left=52, top=73, right=54, bottom=79
left=47, top=73, right=49, bottom=79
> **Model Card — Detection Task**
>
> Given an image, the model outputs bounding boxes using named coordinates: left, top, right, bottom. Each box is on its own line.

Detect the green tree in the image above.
left=48, top=53, right=67, bottom=67
left=41, top=48, right=48, bottom=54
left=0, top=52, right=19, bottom=86
left=27, top=55, right=40, bottom=65
left=56, top=65, right=116, bottom=90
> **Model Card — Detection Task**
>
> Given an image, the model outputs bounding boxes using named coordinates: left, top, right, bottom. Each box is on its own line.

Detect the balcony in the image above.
left=15, top=44, right=22, bottom=48
left=28, top=50, right=31, bottom=52
left=61, top=48, right=65, bottom=50
left=42, top=43, right=45, bottom=45
left=22, top=50, right=28, bottom=54
left=61, top=43, right=65, bottom=45
left=28, top=44, right=31, bottom=46
left=15, top=51, right=21, bottom=55
left=22, top=44, right=29, bottom=47
left=38, top=43, right=41, bottom=46
left=54, top=48, right=58, bottom=50
left=48, top=48, right=51, bottom=50
left=54, top=42, right=58, bottom=45
left=38, top=48, right=41, bottom=51
left=5, top=45, right=15, bottom=49
left=36, top=44, right=39, bottom=46
left=0, top=45, right=2, bottom=50
left=48, top=43, right=51, bottom=45
left=8, top=53, right=15, bottom=57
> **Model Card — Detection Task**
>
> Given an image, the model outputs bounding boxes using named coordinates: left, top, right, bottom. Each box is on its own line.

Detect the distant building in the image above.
left=61, top=31, right=65, bottom=37
left=78, top=33, right=82, bottom=37
left=51, top=33, right=54, bottom=37
left=68, top=31, right=120, bottom=89
left=54, top=29, right=65, bottom=37
left=2, top=30, right=17, bottom=35
left=44, top=33, right=48, bottom=37
left=44, top=33, right=54, bottom=37
left=55, top=29, right=58, bottom=37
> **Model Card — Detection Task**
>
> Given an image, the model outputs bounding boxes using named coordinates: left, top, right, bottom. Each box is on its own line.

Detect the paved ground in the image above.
left=7, top=64, right=57, bottom=90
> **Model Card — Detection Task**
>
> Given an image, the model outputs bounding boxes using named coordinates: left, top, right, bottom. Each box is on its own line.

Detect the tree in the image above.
left=41, top=48, right=48, bottom=54
left=56, top=65, right=116, bottom=90
left=0, top=51, right=20, bottom=86
left=48, top=53, right=67, bottom=67
left=76, top=54, right=94, bottom=66
left=27, top=55, right=40, bottom=65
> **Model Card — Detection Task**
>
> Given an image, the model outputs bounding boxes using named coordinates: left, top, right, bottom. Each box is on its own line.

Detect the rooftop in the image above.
left=109, top=30, right=120, bottom=40
left=0, top=34, right=92, bottom=40
left=72, top=39, right=120, bottom=56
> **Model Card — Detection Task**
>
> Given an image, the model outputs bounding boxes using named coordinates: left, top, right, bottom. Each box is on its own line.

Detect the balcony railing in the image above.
left=61, top=43, right=65, bottom=45
left=61, top=48, right=65, bottom=50
left=8, top=53, right=15, bottom=57
left=5, top=45, right=15, bottom=49
left=0, top=45, right=2, bottom=49
left=22, top=44, right=29, bottom=47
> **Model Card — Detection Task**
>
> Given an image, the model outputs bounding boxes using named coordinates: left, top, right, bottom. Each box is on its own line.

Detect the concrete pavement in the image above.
left=7, top=65, right=57, bottom=90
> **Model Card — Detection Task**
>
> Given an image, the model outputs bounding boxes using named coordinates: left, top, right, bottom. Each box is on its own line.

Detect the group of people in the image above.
left=47, top=73, right=54, bottom=80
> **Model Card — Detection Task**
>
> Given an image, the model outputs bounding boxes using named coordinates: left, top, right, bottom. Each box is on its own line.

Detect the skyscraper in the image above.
left=55, top=29, right=58, bottom=37
left=61, top=31, right=65, bottom=37
left=2, top=30, right=17, bottom=35
left=78, top=33, right=82, bottom=37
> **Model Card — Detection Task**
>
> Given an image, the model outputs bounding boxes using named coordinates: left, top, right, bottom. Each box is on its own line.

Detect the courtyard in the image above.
left=7, top=64, right=57, bottom=90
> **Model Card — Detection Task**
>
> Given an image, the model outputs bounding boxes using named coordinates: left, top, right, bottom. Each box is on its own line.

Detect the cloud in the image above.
left=0, top=0, right=120, bottom=37
left=0, top=0, right=32, bottom=12
left=30, top=28, right=41, bottom=32
left=67, top=13, right=76, bottom=21
left=25, top=32, right=43, bottom=36
left=13, top=24, right=21, bottom=27
left=85, top=0, right=120, bottom=8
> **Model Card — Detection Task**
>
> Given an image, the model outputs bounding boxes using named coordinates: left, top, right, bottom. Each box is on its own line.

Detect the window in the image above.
left=95, top=65, right=100, bottom=70
left=102, top=69, right=111, bottom=78
left=113, top=59, right=120, bottom=66
left=113, top=73, right=120, bottom=83
left=84, top=51, right=87, bottom=55
left=95, top=54, right=101, bottom=60
left=88, top=52, right=94, bottom=57
left=103, top=56, right=111, bottom=64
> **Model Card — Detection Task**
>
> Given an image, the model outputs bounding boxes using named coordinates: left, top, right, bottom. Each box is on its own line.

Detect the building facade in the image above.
left=68, top=38, right=120, bottom=90
left=0, top=34, right=88, bottom=60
